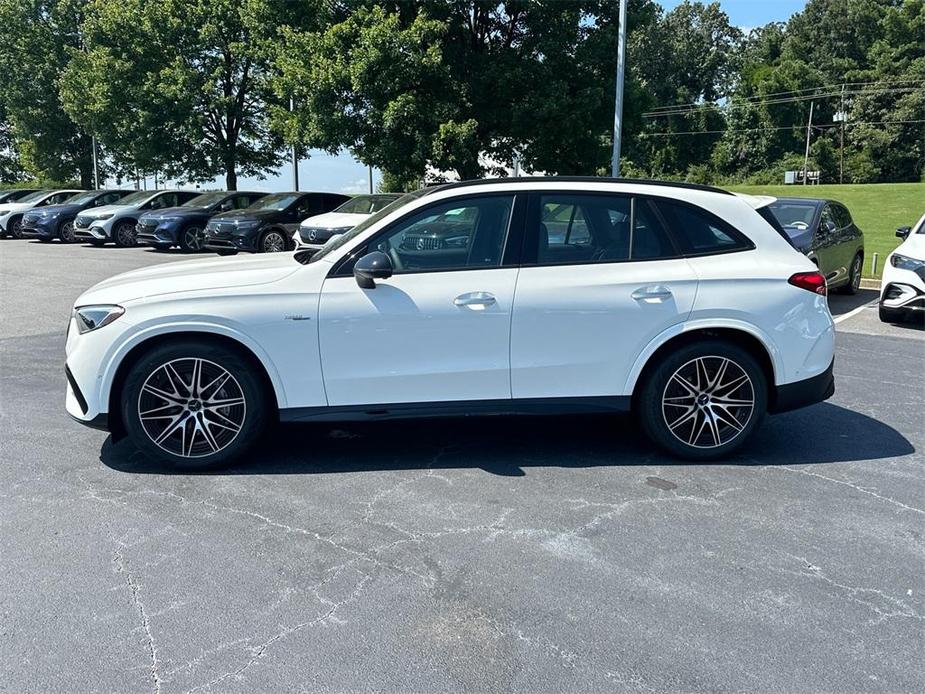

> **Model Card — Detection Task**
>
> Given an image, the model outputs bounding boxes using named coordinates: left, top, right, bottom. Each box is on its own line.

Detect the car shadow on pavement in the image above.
left=99, top=401, right=914, bottom=476
left=826, top=289, right=879, bottom=318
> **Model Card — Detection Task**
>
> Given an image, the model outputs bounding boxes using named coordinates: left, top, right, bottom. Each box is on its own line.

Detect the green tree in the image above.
left=62, top=0, right=320, bottom=189
left=0, top=0, right=93, bottom=185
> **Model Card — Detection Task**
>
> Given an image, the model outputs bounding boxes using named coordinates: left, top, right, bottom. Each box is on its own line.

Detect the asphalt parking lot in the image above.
left=1, top=239, right=922, bottom=693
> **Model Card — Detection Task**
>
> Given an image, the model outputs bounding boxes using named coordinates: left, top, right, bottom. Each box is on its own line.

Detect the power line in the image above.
left=642, top=78, right=924, bottom=114
left=642, top=81, right=925, bottom=118
left=639, top=118, right=925, bottom=137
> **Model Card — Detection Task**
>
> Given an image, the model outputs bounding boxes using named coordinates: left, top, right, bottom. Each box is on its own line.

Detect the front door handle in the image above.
left=631, top=285, right=673, bottom=302
left=454, top=291, right=496, bottom=310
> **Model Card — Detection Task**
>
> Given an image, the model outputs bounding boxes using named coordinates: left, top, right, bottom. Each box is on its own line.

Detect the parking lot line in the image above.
left=832, top=298, right=878, bottom=324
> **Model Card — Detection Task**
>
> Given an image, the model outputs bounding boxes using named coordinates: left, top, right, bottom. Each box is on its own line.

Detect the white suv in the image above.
left=65, top=178, right=835, bottom=467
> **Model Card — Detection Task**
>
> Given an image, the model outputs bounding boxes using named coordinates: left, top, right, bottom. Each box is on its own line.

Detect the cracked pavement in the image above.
left=1, top=241, right=923, bottom=692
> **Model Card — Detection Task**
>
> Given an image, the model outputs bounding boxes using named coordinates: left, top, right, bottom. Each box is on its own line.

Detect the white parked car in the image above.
left=74, top=189, right=200, bottom=247
left=66, top=178, right=835, bottom=468
left=294, top=193, right=401, bottom=251
left=0, top=189, right=84, bottom=238
left=880, top=212, right=925, bottom=324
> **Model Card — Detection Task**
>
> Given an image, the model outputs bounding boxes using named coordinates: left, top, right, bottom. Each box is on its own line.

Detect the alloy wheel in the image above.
left=137, top=357, right=246, bottom=458
left=661, top=356, right=755, bottom=449
left=10, top=218, right=23, bottom=239
left=852, top=256, right=862, bottom=290
left=183, top=226, right=204, bottom=251
left=60, top=220, right=75, bottom=243
left=117, top=223, right=136, bottom=247
left=262, top=231, right=286, bottom=253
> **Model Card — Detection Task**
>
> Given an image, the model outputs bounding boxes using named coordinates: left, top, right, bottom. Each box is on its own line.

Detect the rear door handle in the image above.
left=454, top=291, right=496, bottom=309
left=631, top=285, right=673, bottom=302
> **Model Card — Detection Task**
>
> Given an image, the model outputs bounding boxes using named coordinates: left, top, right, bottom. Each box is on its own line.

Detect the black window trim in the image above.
left=329, top=191, right=525, bottom=278
left=520, top=190, right=686, bottom=268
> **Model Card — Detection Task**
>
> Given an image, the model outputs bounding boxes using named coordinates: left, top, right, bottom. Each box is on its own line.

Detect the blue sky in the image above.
left=152, top=0, right=808, bottom=195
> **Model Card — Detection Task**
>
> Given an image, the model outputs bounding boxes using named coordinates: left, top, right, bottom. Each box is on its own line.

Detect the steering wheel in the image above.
left=791, top=221, right=808, bottom=230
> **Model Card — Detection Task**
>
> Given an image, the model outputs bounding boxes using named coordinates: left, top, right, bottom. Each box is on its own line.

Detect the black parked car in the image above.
left=203, top=191, right=350, bottom=254
left=766, top=197, right=865, bottom=294
left=0, top=188, right=42, bottom=204
left=136, top=190, right=268, bottom=252
left=20, top=190, right=132, bottom=243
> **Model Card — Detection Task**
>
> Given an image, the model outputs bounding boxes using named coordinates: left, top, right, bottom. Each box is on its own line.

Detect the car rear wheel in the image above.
left=839, top=253, right=863, bottom=295
left=638, top=340, right=767, bottom=460
left=121, top=340, right=271, bottom=469
left=179, top=225, right=205, bottom=252
left=114, top=221, right=137, bottom=247
left=58, top=219, right=76, bottom=243
left=260, top=229, right=288, bottom=253
left=9, top=216, right=24, bottom=239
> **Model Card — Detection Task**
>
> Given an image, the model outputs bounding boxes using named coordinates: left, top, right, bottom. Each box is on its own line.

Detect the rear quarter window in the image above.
left=656, top=200, right=754, bottom=256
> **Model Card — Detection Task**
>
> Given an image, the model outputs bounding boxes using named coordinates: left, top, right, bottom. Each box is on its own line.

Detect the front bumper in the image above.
left=769, top=359, right=835, bottom=414
left=137, top=221, right=180, bottom=246
left=20, top=218, right=57, bottom=239
left=74, top=220, right=112, bottom=241
left=203, top=230, right=259, bottom=253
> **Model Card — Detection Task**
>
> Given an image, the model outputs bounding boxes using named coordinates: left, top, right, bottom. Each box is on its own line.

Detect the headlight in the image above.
left=235, top=221, right=260, bottom=231
left=92, top=213, right=114, bottom=222
left=73, top=305, right=125, bottom=334
left=890, top=253, right=925, bottom=271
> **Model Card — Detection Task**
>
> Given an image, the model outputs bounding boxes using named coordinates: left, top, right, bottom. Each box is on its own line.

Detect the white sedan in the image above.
left=0, top=189, right=84, bottom=238
left=66, top=178, right=835, bottom=468
left=880, top=211, right=925, bottom=323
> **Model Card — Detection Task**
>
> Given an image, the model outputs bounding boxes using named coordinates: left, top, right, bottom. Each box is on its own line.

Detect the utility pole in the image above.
left=290, top=97, right=299, bottom=191
left=91, top=136, right=99, bottom=189
left=610, top=0, right=628, bottom=178
left=836, top=84, right=846, bottom=184
left=368, top=165, right=373, bottom=194
left=802, top=99, right=814, bottom=185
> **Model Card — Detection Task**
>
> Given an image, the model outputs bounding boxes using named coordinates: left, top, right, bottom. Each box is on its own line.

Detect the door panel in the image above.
left=319, top=269, right=518, bottom=406
left=510, top=260, right=697, bottom=398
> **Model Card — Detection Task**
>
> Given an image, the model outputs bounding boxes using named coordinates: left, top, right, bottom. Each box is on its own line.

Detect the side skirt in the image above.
left=280, top=396, right=631, bottom=423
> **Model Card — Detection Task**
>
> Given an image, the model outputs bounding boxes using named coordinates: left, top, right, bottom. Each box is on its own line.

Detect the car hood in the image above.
left=28, top=203, right=82, bottom=217
left=76, top=253, right=301, bottom=305
left=894, top=233, right=925, bottom=260
left=79, top=203, right=133, bottom=218
left=141, top=206, right=209, bottom=221
left=210, top=208, right=279, bottom=223
left=299, top=211, right=367, bottom=230
left=0, top=201, right=33, bottom=215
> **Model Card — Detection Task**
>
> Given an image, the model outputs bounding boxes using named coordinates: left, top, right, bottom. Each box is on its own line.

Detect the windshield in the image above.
left=183, top=191, right=226, bottom=208
left=247, top=193, right=300, bottom=211
left=301, top=189, right=429, bottom=264
left=333, top=195, right=401, bottom=215
left=117, top=190, right=157, bottom=206
left=767, top=201, right=817, bottom=234
left=16, top=191, right=48, bottom=203
left=65, top=191, right=103, bottom=204
left=915, top=213, right=925, bottom=235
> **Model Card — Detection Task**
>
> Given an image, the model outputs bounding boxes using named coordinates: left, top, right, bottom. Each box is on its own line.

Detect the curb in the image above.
left=859, top=278, right=881, bottom=291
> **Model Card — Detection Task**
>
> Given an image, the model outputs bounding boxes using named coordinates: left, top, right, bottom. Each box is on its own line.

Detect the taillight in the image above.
left=788, top=271, right=827, bottom=296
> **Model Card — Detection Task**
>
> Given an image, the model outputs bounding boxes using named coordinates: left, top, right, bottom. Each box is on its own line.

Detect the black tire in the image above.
left=178, top=225, right=205, bottom=253
left=839, top=253, right=863, bottom=295
left=637, top=340, right=767, bottom=460
left=8, top=215, right=24, bottom=239
left=113, top=220, right=137, bottom=247
left=121, top=340, right=272, bottom=469
left=259, top=228, right=289, bottom=253
left=58, top=218, right=77, bottom=243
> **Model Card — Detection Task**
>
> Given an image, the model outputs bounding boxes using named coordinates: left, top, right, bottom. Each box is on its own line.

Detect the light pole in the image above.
left=91, top=136, right=99, bottom=189
left=290, top=97, right=299, bottom=191
left=802, top=100, right=814, bottom=185
left=610, top=0, right=628, bottom=178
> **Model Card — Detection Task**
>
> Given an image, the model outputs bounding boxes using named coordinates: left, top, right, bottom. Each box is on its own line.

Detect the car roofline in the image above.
left=422, top=176, right=735, bottom=197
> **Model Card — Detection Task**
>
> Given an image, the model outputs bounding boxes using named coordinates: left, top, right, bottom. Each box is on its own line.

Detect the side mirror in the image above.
left=354, top=251, right=393, bottom=289
left=896, top=226, right=911, bottom=240
left=819, top=221, right=836, bottom=236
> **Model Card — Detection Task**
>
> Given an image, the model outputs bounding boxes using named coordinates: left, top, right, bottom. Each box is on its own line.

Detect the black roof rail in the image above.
left=423, top=176, right=734, bottom=196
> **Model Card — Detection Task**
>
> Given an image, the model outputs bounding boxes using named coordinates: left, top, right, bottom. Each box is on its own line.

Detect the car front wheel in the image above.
left=121, top=340, right=271, bottom=469
left=9, top=216, right=24, bottom=239
left=113, top=221, right=137, bottom=247
left=179, top=225, right=205, bottom=252
left=260, top=229, right=288, bottom=253
left=638, top=340, right=767, bottom=460
left=59, top=219, right=77, bottom=243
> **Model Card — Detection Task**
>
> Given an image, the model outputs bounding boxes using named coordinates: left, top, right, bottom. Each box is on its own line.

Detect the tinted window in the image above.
left=147, top=193, right=176, bottom=210
left=819, top=205, right=837, bottom=233
left=369, top=195, right=514, bottom=273
left=657, top=200, right=752, bottom=255
left=767, top=201, right=816, bottom=230
left=535, top=194, right=676, bottom=265
left=234, top=194, right=257, bottom=209
left=832, top=203, right=852, bottom=228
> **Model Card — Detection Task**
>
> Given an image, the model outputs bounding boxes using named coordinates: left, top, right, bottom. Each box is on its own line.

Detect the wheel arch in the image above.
left=260, top=225, right=293, bottom=251
left=105, top=329, right=283, bottom=440
left=628, top=324, right=779, bottom=408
